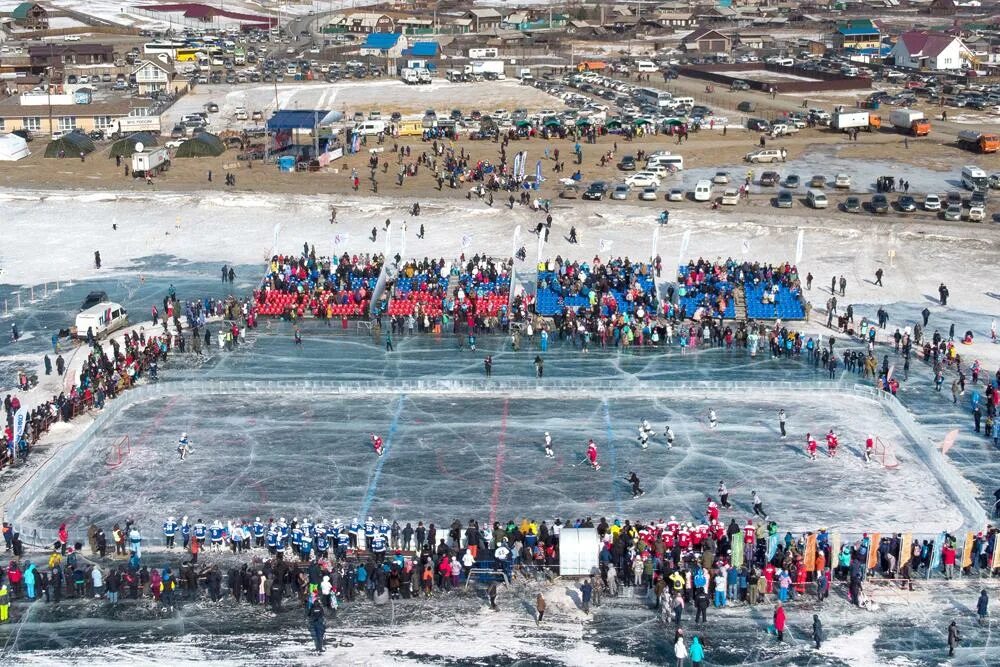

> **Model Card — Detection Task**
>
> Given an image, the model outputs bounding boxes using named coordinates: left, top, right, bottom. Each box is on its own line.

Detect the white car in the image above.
left=968, top=205, right=985, bottom=222
left=923, top=193, right=941, bottom=211
left=721, top=188, right=740, bottom=205
left=625, top=171, right=661, bottom=188
left=165, top=138, right=188, bottom=149
left=64, top=34, right=81, bottom=41
left=712, top=171, right=729, bottom=184
left=834, top=173, right=851, bottom=189
left=639, top=187, right=658, bottom=201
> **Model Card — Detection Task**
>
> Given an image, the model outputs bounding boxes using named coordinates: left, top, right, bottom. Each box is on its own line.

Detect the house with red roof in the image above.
left=889, top=30, right=969, bottom=70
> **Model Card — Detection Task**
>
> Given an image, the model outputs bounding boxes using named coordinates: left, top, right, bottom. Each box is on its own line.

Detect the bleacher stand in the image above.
left=676, top=258, right=804, bottom=321
left=255, top=252, right=384, bottom=319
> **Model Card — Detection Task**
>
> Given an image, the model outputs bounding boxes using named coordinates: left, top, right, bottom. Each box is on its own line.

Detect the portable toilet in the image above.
left=278, top=155, right=296, bottom=172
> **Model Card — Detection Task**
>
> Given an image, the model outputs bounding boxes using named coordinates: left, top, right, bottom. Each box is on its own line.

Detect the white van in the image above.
left=693, top=179, right=713, bottom=202
left=355, top=120, right=387, bottom=136
left=672, top=96, right=694, bottom=107
left=648, top=154, right=684, bottom=171
left=635, top=60, right=657, bottom=73
left=75, top=302, right=128, bottom=339
left=806, top=189, right=828, bottom=209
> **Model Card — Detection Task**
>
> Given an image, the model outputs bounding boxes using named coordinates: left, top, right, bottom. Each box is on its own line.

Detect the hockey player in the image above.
left=587, top=439, right=600, bottom=470
left=663, top=425, right=675, bottom=449
left=778, top=409, right=787, bottom=439
left=363, top=516, right=376, bottom=550
left=348, top=518, right=361, bottom=549
left=806, top=433, right=818, bottom=461
left=162, top=517, right=177, bottom=549
left=626, top=472, right=644, bottom=498
left=209, top=520, right=224, bottom=552
left=752, top=490, right=767, bottom=519
left=193, top=519, right=207, bottom=547
left=825, top=429, right=839, bottom=458
left=718, top=480, right=731, bottom=509
left=177, top=432, right=191, bottom=460
left=544, top=432, right=554, bottom=459
left=638, top=419, right=654, bottom=449
left=706, top=498, right=719, bottom=522
left=708, top=409, right=718, bottom=429
left=865, top=435, right=875, bottom=463
left=371, top=433, right=384, bottom=457
left=252, top=517, right=265, bottom=548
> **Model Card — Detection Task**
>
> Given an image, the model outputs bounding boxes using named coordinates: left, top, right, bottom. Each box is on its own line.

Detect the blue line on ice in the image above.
left=359, top=394, right=405, bottom=518
left=603, top=398, right=622, bottom=515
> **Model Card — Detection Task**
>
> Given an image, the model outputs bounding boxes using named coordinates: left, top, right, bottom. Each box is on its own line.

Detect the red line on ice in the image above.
left=489, top=398, right=509, bottom=526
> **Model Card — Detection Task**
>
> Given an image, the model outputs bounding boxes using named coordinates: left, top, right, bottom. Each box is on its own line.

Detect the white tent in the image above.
left=0, top=134, right=30, bottom=161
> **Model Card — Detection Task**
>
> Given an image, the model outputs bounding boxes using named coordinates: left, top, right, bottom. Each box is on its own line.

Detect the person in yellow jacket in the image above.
left=48, top=551, right=62, bottom=570
left=0, top=583, right=9, bottom=623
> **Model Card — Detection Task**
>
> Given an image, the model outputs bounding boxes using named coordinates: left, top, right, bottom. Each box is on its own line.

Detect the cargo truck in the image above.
left=831, top=110, right=881, bottom=131
left=957, top=129, right=1000, bottom=154
left=889, top=109, right=931, bottom=136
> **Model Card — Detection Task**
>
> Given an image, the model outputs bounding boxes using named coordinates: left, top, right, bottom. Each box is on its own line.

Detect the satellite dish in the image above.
left=134, top=141, right=144, bottom=153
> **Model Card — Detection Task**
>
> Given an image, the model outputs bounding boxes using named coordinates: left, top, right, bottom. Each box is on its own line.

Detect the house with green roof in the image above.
left=11, top=2, right=48, bottom=30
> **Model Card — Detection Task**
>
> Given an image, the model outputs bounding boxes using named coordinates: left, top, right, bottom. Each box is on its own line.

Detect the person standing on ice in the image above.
left=371, top=433, right=384, bottom=457
left=626, top=472, right=644, bottom=498
left=543, top=432, right=554, bottom=459
left=825, top=429, right=839, bottom=457
left=718, top=480, right=731, bottom=508
left=752, top=491, right=767, bottom=519
left=865, top=435, right=874, bottom=463
left=587, top=439, right=600, bottom=470
left=664, top=425, right=675, bottom=449
left=638, top=421, right=651, bottom=449
left=708, top=409, right=718, bottom=429
left=162, top=517, right=177, bottom=549
left=806, top=433, right=818, bottom=460
left=177, top=433, right=191, bottom=461
left=778, top=409, right=787, bottom=439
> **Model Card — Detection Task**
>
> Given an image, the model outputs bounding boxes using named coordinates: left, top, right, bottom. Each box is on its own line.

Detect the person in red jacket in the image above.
left=806, top=434, right=818, bottom=461
left=942, top=543, right=957, bottom=579
left=58, top=523, right=68, bottom=556
left=764, top=563, right=776, bottom=594
left=773, top=602, right=786, bottom=641
left=826, top=429, right=839, bottom=457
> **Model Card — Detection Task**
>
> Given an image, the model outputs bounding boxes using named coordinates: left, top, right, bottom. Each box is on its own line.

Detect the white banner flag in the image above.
left=651, top=226, right=660, bottom=262
left=795, top=229, right=804, bottom=265
left=599, top=239, right=613, bottom=253
left=13, top=407, right=26, bottom=439
left=677, top=229, right=691, bottom=268
left=512, top=224, right=522, bottom=258
left=334, top=233, right=349, bottom=248
left=461, top=234, right=473, bottom=249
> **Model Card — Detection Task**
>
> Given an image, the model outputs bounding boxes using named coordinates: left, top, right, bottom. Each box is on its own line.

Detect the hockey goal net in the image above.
left=106, top=435, right=131, bottom=469
left=874, top=436, right=900, bottom=469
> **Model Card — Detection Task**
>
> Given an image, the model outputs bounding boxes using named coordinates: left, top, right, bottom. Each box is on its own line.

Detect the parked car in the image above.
left=759, top=171, right=780, bottom=186
left=667, top=188, right=685, bottom=202
left=943, top=204, right=962, bottom=221
left=947, top=191, right=963, bottom=207
left=610, top=183, right=630, bottom=200
left=783, top=174, right=801, bottom=188
left=834, top=173, right=851, bottom=189
left=582, top=181, right=609, bottom=200
left=896, top=194, right=917, bottom=212
left=775, top=190, right=794, bottom=208
left=843, top=196, right=861, bottom=213
left=625, top=171, right=661, bottom=188
left=809, top=175, right=827, bottom=188
left=721, top=188, right=740, bottom=205
left=923, top=193, right=942, bottom=211
left=639, top=187, right=658, bottom=201
left=206, top=102, right=220, bottom=113
left=870, top=194, right=889, bottom=214
left=968, top=205, right=986, bottom=222
left=617, top=155, right=636, bottom=171
left=712, top=171, right=729, bottom=184
left=744, top=149, right=784, bottom=164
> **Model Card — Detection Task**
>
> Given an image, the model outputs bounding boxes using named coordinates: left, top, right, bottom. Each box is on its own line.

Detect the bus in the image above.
left=961, top=165, right=988, bottom=191
left=632, top=86, right=673, bottom=108
left=143, top=41, right=186, bottom=58
left=175, top=48, right=204, bottom=63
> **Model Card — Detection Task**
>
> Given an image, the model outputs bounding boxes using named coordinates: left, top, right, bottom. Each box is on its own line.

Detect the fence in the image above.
left=2, top=281, right=63, bottom=318
left=2, top=379, right=987, bottom=548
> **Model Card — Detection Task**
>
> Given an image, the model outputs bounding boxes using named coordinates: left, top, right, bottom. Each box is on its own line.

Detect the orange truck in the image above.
left=957, top=130, right=1000, bottom=153
left=889, top=109, right=931, bottom=136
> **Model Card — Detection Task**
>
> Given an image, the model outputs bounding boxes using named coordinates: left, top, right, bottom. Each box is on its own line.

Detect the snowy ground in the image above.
left=715, top=70, right=822, bottom=83
left=164, top=80, right=566, bottom=132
